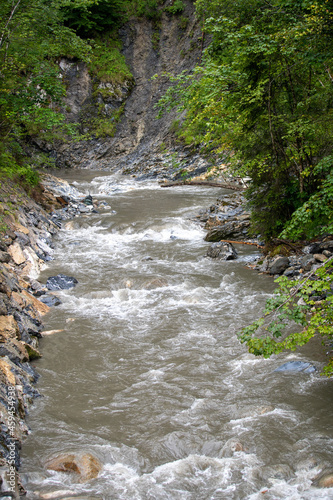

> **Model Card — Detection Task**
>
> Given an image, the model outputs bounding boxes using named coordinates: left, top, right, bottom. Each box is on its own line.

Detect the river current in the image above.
left=21, top=171, right=333, bottom=499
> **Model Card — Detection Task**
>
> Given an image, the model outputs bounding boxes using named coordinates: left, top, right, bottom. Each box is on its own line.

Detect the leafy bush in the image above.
left=133, top=0, right=162, bottom=20
left=165, top=0, right=185, bottom=15
left=280, top=156, right=333, bottom=241
left=237, top=257, right=333, bottom=376
left=61, top=0, right=127, bottom=37
left=89, top=37, right=134, bottom=85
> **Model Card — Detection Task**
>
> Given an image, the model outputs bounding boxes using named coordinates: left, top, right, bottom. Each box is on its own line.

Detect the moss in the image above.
left=152, top=30, right=160, bottom=51
left=178, top=15, right=189, bottom=30
left=88, top=34, right=134, bottom=86
left=81, top=103, right=126, bottom=138
left=268, top=244, right=292, bottom=258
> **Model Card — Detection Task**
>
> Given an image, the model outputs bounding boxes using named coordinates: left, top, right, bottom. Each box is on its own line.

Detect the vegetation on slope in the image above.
left=156, top=0, right=333, bottom=373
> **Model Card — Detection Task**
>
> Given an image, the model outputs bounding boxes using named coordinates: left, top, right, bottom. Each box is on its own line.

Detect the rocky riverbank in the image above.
left=0, top=174, right=107, bottom=498
left=199, top=190, right=333, bottom=278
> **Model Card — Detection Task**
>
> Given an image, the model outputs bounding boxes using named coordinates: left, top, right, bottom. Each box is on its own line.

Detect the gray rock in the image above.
left=300, top=254, right=315, bottom=271
left=0, top=251, right=10, bottom=263
left=38, top=294, right=62, bottom=307
left=40, top=173, right=84, bottom=200
left=205, top=220, right=250, bottom=242
left=274, top=361, right=316, bottom=373
left=319, top=240, right=333, bottom=251
left=207, top=242, right=238, bottom=260
left=283, top=267, right=300, bottom=277
left=46, top=274, right=78, bottom=290
left=269, top=256, right=290, bottom=275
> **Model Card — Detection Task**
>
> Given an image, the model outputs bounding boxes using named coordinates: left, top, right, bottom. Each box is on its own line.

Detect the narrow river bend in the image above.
left=21, top=171, right=333, bottom=499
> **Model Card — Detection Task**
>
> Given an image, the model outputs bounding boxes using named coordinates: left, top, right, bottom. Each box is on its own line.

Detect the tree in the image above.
left=156, top=0, right=333, bottom=239
left=60, top=0, right=127, bottom=37
left=0, top=0, right=89, bottom=183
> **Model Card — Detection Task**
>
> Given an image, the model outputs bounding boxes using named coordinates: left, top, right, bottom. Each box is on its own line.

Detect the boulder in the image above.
left=46, top=274, right=78, bottom=291
left=8, top=242, right=26, bottom=265
left=0, top=339, right=29, bottom=363
left=21, top=290, right=50, bottom=316
left=38, top=294, right=62, bottom=307
left=268, top=256, right=290, bottom=275
left=206, top=242, right=238, bottom=260
left=300, top=254, right=315, bottom=271
left=0, top=316, right=20, bottom=341
left=0, top=251, right=10, bottom=264
left=0, top=358, right=16, bottom=386
left=23, top=342, right=42, bottom=360
left=45, top=452, right=102, bottom=482
left=312, top=469, right=333, bottom=488
left=40, top=173, right=83, bottom=201
left=313, top=253, right=327, bottom=263
left=204, top=220, right=249, bottom=242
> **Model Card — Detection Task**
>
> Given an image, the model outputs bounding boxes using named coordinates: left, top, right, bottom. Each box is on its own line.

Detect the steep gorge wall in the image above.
left=51, top=1, right=205, bottom=173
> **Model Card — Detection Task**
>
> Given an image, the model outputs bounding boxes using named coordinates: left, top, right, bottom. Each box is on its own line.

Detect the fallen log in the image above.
left=218, top=239, right=263, bottom=248
left=160, top=180, right=245, bottom=191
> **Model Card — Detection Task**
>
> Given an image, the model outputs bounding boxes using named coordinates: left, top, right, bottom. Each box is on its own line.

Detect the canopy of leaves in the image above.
left=60, top=0, right=128, bottom=37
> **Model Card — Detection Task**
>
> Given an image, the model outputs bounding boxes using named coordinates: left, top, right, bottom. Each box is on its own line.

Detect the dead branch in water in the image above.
left=160, top=180, right=245, bottom=191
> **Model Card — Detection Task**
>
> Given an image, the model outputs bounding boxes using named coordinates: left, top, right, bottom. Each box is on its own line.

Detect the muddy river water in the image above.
left=21, top=171, right=333, bottom=499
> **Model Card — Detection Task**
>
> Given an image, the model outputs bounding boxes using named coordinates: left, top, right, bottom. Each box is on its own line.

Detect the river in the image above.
left=21, top=171, right=333, bottom=499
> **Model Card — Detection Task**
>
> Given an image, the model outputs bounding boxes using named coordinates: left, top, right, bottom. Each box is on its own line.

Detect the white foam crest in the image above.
left=56, top=287, right=154, bottom=321
left=57, top=221, right=205, bottom=263
left=229, top=407, right=300, bottom=433
left=89, top=175, right=159, bottom=196
left=56, top=280, right=241, bottom=323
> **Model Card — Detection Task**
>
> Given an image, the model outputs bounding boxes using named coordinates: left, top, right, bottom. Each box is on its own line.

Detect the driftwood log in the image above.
left=218, top=239, right=263, bottom=248
left=160, top=180, right=245, bottom=191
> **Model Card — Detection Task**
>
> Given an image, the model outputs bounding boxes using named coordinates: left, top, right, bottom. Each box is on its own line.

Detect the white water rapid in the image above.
left=21, top=172, right=333, bottom=500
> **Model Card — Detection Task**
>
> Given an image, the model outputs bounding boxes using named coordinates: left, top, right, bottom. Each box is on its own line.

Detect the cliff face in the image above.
left=51, top=2, right=205, bottom=174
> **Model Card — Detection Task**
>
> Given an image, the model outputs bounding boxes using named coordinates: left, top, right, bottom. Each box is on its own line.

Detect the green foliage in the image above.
left=132, top=0, right=162, bottom=20
left=89, top=36, right=133, bottom=85
left=60, top=0, right=127, bottom=37
left=81, top=103, right=125, bottom=137
left=178, top=15, right=189, bottom=30
left=280, top=156, right=333, bottom=240
left=238, top=257, right=333, bottom=375
left=156, top=0, right=333, bottom=239
left=165, top=0, right=184, bottom=15
left=0, top=0, right=90, bottom=185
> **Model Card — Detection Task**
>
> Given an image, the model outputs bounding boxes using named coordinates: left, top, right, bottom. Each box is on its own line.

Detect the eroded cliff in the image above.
left=49, top=1, right=206, bottom=174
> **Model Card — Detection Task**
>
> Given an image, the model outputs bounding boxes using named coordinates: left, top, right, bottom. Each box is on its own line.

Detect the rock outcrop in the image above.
left=38, top=1, right=209, bottom=177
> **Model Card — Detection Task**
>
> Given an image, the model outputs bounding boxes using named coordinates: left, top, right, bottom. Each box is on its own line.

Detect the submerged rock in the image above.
left=38, top=295, right=62, bottom=307
left=46, top=274, right=78, bottom=291
left=313, top=469, right=333, bottom=488
left=44, top=452, right=102, bottom=483
left=274, top=361, right=316, bottom=373
left=142, top=278, right=169, bottom=289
